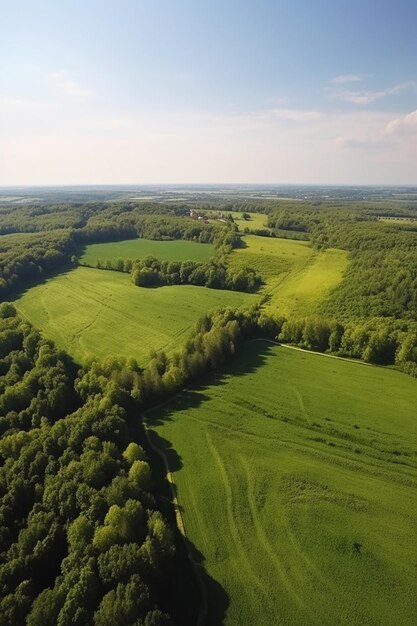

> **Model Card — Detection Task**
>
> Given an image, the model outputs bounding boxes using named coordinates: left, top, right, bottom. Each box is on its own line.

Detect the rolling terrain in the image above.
left=15, top=266, right=256, bottom=364
left=228, top=235, right=348, bottom=316
left=147, top=342, right=417, bottom=625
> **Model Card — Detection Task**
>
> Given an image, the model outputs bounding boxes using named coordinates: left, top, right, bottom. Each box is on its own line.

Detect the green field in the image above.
left=228, top=211, right=269, bottom=231
left=229, top=235, right=348, bottom=317
left=15, top=267, right=256, bottom=364
left=147, top=342, right=417, bottom=625
left=79, top=238, right=215, bottom=265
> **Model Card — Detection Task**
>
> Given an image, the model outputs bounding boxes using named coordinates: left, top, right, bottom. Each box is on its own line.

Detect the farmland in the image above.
left=79, top=237, right=215, bottom=265
left=147, top=341, right=417, bottom=625
left=15, top=266, right=256, bottom=364
left=228, top=234, right=348, bottom=316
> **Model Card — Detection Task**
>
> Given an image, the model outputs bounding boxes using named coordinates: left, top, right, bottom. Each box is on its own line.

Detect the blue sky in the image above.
left=1, top=0, right=416, bottom=184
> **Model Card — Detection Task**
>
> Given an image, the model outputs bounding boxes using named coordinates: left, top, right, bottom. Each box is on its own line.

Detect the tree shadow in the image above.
left=147, top=340, right=276, bottom=428
left=142, top=340, right=277, bottom=624
left=147, top=430, right=184, bottom=473
left=8, top=263, right=77, bottom=301
left=185, top=538, right=230, bottom=626
left=144, top=427, right=230, bottom=625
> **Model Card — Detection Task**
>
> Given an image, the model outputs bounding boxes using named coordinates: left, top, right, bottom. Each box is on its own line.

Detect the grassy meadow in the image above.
left=79, top=237, right=215, bottom=265
left=229, top=234, right=348, bottom=317
left=147, top=342, right=417, bottom=625
left=14, top=267, right=256, bottom=364
left=228, top=211, right=270, bottom=231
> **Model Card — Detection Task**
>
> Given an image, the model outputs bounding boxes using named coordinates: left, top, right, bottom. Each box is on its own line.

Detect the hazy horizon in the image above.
left=1, top=182, right=417, bottom=189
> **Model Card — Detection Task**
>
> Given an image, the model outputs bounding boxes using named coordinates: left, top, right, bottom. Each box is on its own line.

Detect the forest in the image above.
left=0, top=304, right=174, bottom=625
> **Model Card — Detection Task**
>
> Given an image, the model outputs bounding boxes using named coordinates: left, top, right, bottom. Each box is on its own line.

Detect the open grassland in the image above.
left=147, top=342, right=417, bottom=626
left=14, top=267, right=256, bottom=364
left=228, top=211, right=269, bottom=231
left=229, top=235, right=348, bottom=317
left=79, top=238, right=215, bottom=265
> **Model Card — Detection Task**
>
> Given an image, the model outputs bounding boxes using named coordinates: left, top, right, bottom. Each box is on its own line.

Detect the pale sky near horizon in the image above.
left=1, top=0, right=416, bottom=185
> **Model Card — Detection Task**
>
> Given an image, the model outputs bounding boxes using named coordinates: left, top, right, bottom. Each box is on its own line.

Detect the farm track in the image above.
left=205, top=433, right=271, bottom=612
left=239, top=455, right=308, bottom=617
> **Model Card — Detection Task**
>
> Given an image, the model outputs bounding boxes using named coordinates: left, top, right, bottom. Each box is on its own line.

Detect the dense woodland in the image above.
left=263, top=203, right=417, bottom=373
left=1, top=195, right=417, bottom=623
left=84, top=256, right=261, bottom=293
left=0, top=305, right=176, bottom=625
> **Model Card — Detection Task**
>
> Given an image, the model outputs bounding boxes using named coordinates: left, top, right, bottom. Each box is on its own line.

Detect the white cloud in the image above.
left=270, top=108, right=325, bottom=122
left=1, top=104, right=416, bottom=185
left=386, top=110, right=417, bottom=135
left=330, top=81, right=415, bottom=105
left=333, top=108, right=417, bottom=164
left=332, top=74, right=365, bottom=84
left=48, top=72, right=92, bottom=98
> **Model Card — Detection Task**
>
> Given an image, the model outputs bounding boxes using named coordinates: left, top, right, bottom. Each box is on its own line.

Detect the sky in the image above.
left=1, top=0, right=416, bottom=185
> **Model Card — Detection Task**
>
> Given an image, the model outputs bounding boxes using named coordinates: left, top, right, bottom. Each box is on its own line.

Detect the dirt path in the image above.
left=249, top=337, right=373, bottom=367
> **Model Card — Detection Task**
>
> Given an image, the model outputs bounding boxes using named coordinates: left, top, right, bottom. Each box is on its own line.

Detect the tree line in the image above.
left=89, top=256, right=261, bottom=293
left=131, top=257, right=261, bottom=292
left=278, top=314, right=417, bottom=376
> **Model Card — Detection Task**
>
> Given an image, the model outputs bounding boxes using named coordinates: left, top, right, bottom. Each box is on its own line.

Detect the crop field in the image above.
left=80, top=234, right=214, bottom=266
left=229, top=235, right=348, bottom=317
left=14, top=267, right=256, bottom=364
left=147, top=342, right=417, bottom=625
left=79, top=237, right=215, bottom=265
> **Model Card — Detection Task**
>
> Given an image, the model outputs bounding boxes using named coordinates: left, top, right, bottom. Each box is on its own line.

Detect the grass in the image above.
left=14, top=267, right=256, bottom=365
left=147, top=341, right=417, bottom=625
left=229, top=234, right=348, bottom=317
left=228, top=211, right=269, bottom=231
left=79, top=238, right=215, bottom=265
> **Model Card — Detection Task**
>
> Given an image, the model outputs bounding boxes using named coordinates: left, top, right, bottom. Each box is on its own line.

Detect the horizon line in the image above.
left=1, top=182, right=417, bottom=189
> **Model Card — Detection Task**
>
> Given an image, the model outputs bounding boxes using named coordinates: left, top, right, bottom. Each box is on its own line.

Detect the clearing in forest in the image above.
left=15, top=266, right=256, bottom=364
left=229, top=234, right=348, bottom=317
left=147, top=341, right=417, bottom=626
left=79, top=238, right=215, bottom=266
left=228, top=211, right=270, bottom=231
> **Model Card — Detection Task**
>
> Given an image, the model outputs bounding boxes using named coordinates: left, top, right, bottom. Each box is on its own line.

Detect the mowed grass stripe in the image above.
left=15, top=267, right=256, bottom=365
left=148, top=342, right=417, bottom=625
left=79, top=238, right=215, bottom=265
